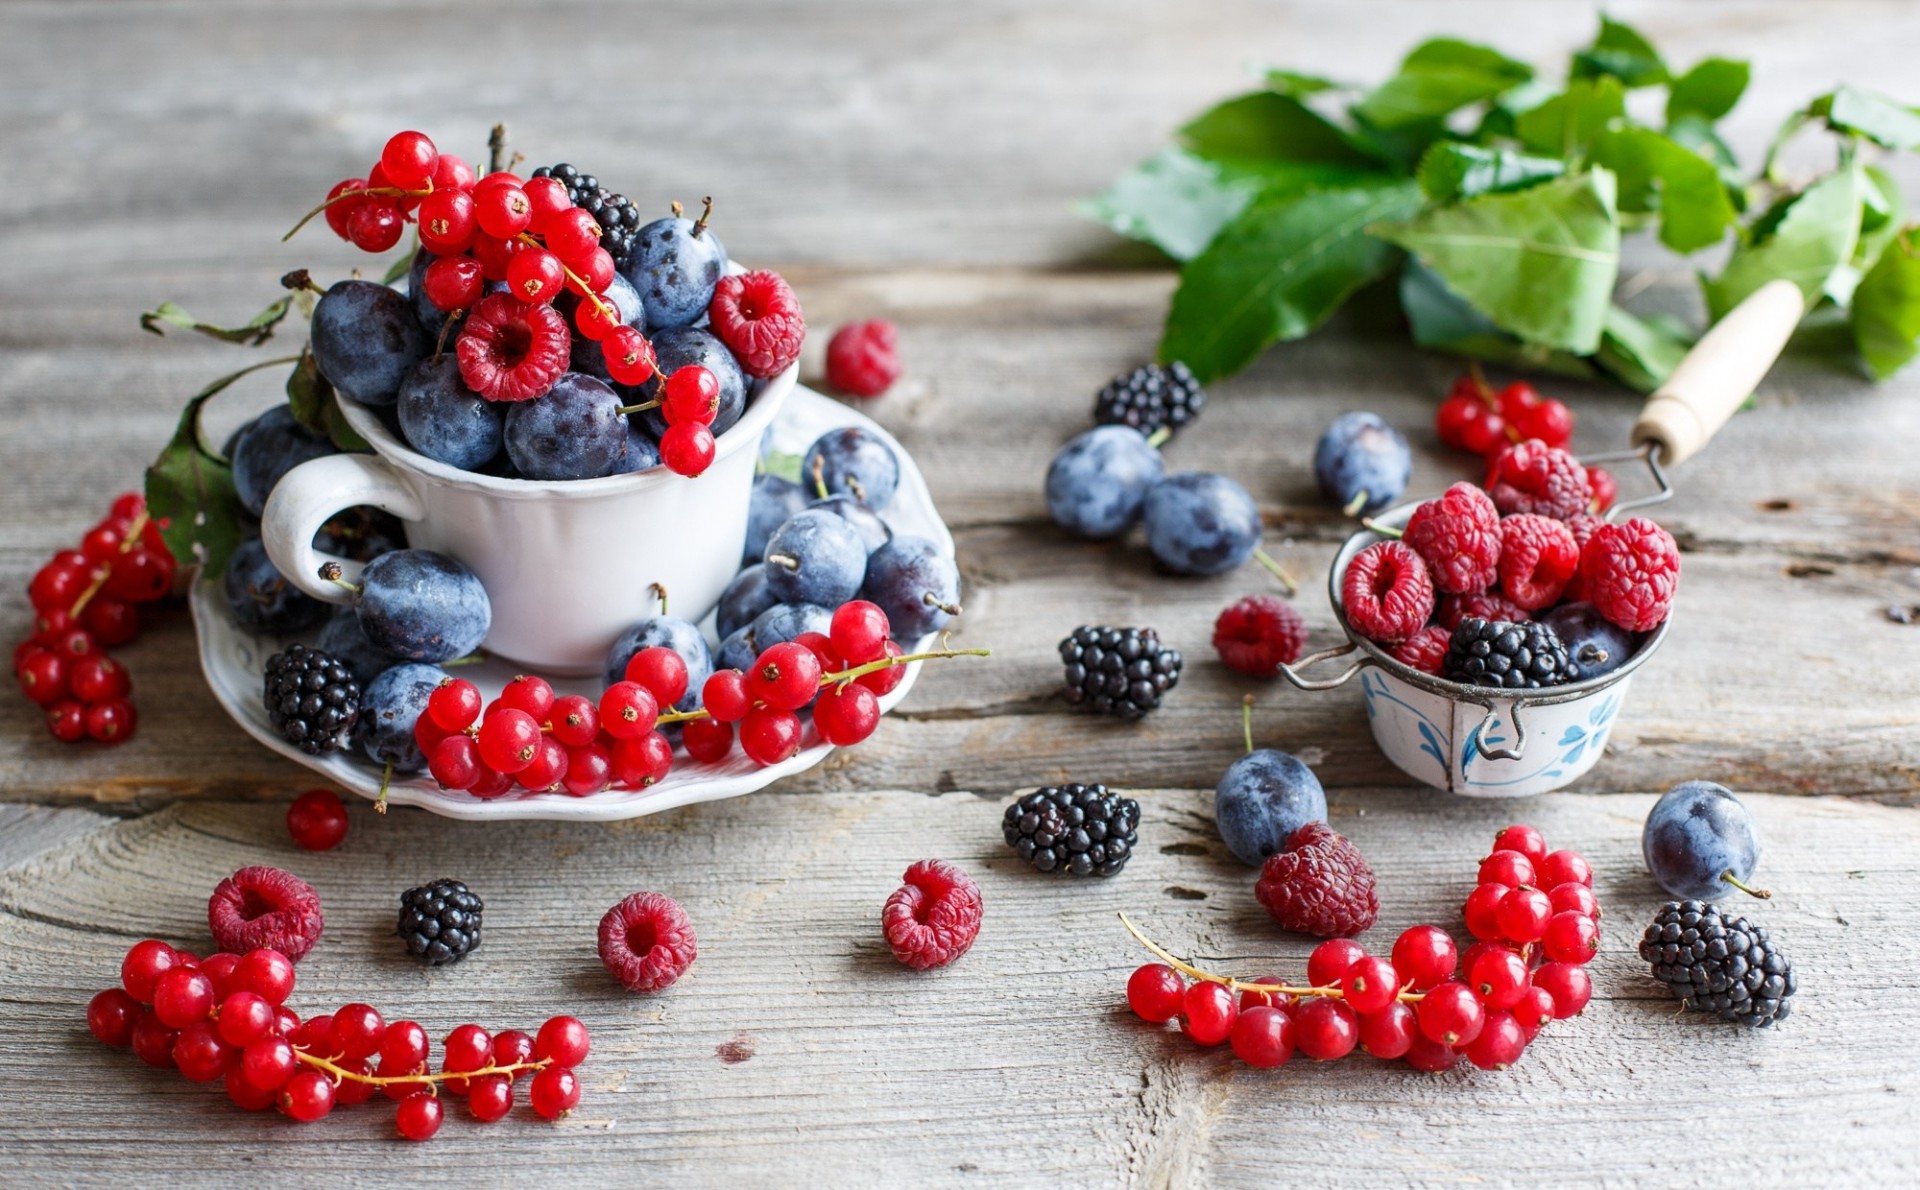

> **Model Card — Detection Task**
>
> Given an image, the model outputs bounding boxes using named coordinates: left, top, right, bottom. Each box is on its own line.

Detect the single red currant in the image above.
left=542, top=207, right=603, bottom=266
left=1306, top=938, right=1366, bottom=987
left=226, top=1066, right=278, bottom=1111
left=1294, top=998, right=1359, bottom=1061
left=1536, top=849, right=1593, bottom=889
left=279, top=1069, right=336, bottom=1122
left=534, top=1015, right=592, bottom=1068
left=1491, top=824, right=1547, bottom=866
left=598, top=681, right=660, bottom=741
left=507, top=246, right=567, bottom=305
left=681, top=718, right=735, bottom=764
left=1548, top=882, right=1600, bottom=920
left=701, top=669, right=752, bottom=722
left=423, top=253, right=485, bottom=312
left=172, top=1020, right=230, bottom=1082
left=493, top=1028, right=536, bottom=1075
left=468, top=1074, right=514, bottom=1122
left=88, top=600, right=143, bottom=646
left=1415, top=981, right=1485, bottom=1047
left=1462, top=882, right=1509, bottom=941
left=529, top=1065, right=581, bottom=1120
left=417, top=189, right=477, bottom=255
left=611, top=731, right=673, bottom=787
left=1464, top=1009, right=1528, bottom=1070
left=432, top=153, right=476, bottom=193
left=329, top=1003, right=385, bottom=1061
left=814, top=683, right=881, bottom=746
left=1229, top=1005, right=1296, bottom=1068
left=379, top=130, right=438, bottom=191
left=199, top=952, right=239, bottom=999
left=1342, top=956, right=1400, bottom=1015
left=427, top=677, right=483, bottom=732
left=1469, top=946, right=1531, bottom=1011
left=286, top=789, right=348, bottom=851
left=792, top=631, right=840, bottom=673
left=517, top=735, right=570, bottom=791
left=379, top=1020, right=429, bottom=1072
left=1126, top=963, right=1185, bottom=1023
left=232, top=949, right=296, bottom=1007
left=857, top=639, right=908, bottom=696
left=130, top=1010, right=178, bottom=1067
left=1477, top=849, right=1536, bottom=888
left=603, top=325, right=657, bottom=386
left=347, top=200, right=405, bottom=252
left=1390, top=924, right=1458, bottom=991
left=625, top=646, right=690, bottom=710
left=1238, top=976, right=1292, bottom=1012
left=739, top=707, right=804, bottom=766
left=499, top=674, right=555, bottom=721
left=521, top=176, right=572, bottom=231
left=829, top=600, right=891, bottom=664
left=474, top=183, right=533, bottom=240
left=87, top=987, right=141, bottom=1046
left=396, top=1091, right=444, bottom=1141
left=429, top=735, right=484, bottom=791
left=1356, top=1001, right=1417, bottom=1059
left=323, top=177, right=370, bottom=240
left=660, top=422, right=717, bottom=478
left=1179, top=981, right=1237, bottom=1047
left=441, top=1023, right=493, bottom=1095
left=662, top=365, right=720, bottom=426
left=1495, top=885, right=1553, bottom=944
left=1515, top=985, right=1557, bottom=1039
left=216, top=991, right=276, bottom=1047
left=46, top=699, right=87, bottom=742
left=85, top=698, right=136, bottom=743
left=748, top=642, right=822, bottom=711
left=16, top=650, right=67, bottom=707
left=561, top=743, right=613, bottom=795
left=477, top=708, right=543, bottom=773
left=1403, top=1033, right=1462, bottom=1073
left=1541, top=910, right=1601, bottom=964
left=121, top=939, right=181, bottom=1002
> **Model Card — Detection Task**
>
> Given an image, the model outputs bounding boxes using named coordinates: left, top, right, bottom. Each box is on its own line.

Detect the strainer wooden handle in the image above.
left=1630, top=278, right=1805, bottom=467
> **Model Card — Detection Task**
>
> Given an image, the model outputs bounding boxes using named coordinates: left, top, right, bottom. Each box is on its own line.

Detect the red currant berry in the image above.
left=292, top=1014, right=334, bottom=1052
left=493, top=1028, right=536, bottom=1074
left=521, top=176, right=572, bottom=231
left=468, top=1074, right=514, bottom=1122
left=421, top=734, right=478, bottom=791
left=576, top=247, right=616, bottom=293
left=748, top=642, right=822, bottom=711
left=216, top=991, right=276, bottom=1047
left=1495, top=380, right=1542, bottom=421
left=573, top=293, right=621, bottom=342
left=1415, top=981, right=1485, bottom=1046
left=107, top=545, right=175, bottom=603
left=1356, top=1001, right=1417, bottom=1059
left=474, top=169, right=524, bottom=193
left=561, top=743, right=613, bottom=795
left=1403, top=1032, right=1462, bottom=1073
left=681, top=717, right=735, bottom=764
left=417, top=189, right=477, bottom=255
left=1343, top=956, right=1400, bottom=1015
left=395, top=1091, right=443, bottom=1141
left=172, top=1020, right=230, bottom=1082
left=441, top=1023, right=493, bottom=1095
left=1238, top=976, right=1293, bottom=1012
left=1586, top=465, right=1618, bottom=513
left=198, top=952, right=240, bottom=999
left=517, top=735, right=570, bottom=791
left=1126, top=963, right=1186, bottom=1023
left=1495, top=885, right=1553, bottom=944
left=542, top=207, right=603, bottom=266
left=857, top=639, right=908, bottom=696
left=739, top=706, right=804, bottom=766
left=660, top=422, right=717, bottom=477
left=1464, top=1009, right=1527, bottom=1070
left=814, top=682, right=880, bottom=746
left=507, top=246, right=566, bottom=305
left=338, top=1065, right=384, bottom=1104
left=1513, top=398, right=1574, bottom=449
left=529, top=1065, right=581, bottom=1120
left=82, top=598, right=141, bottom=646
left=474, top=183, right=533, bottom=240
left=1548, top=882, right=1600, bottom=920
left=1294, top=997, right=1359, bottom=1061
left=598, top=681, right=660, bottom=741
left=81, top=524, right=126, bottom=562
left=1515, top=985, right=1557, bottom=1039
left=477, top=707, right=542, bottom=773
left=285, top=789, right=348, bottom=851
left=379, top=131, right=438, bottom=191
left=534, top=1015, right=592, bottom=1067
left=536, top=696, right=595, bottom=750
left=662, top=365, right=721, bottom=426
left=829, top=599, right=891, bottom=664
left=226, top=1066, right=278, bottom=1111
left=1229, top=1005, right=1296, bottom=1068
left=701, top=669, right=752, bottom=722
left=122, top=939, right=181, bottom=1002
left=424, top=678, right=480, bottom=732
left=1490, top=824, right=1547, bottom=866
left=625, top=646, right=690, bottom=710
left=1179, top=980, right=1237, bottom=1047
left=792, top=631, right=840, bottom=673
left=88, top=987, right=142, bottom=1046
left=130, top=1009, right=178, bottom=1067
left=28, top=555, right=91, bottom=611
left=46, top=698, right=87, bottom=742
left=498, top=674, right=554, bottom=721
left=611, top=731, right=674, bottom=788
left=329, top=1003, right=385, bottom=1061
left=348, top=200, right=405, bottom=252
left=433, top=153, right=476, bottom=192
left=67, top=655, right=129, bottom=703
left=603, top=325, right=657, bottom=386
left=1478, top=849, right=1536, bottom=888
left=17, top=650, right=67, bottom=707
left=375, top=1020, right=428, bottom=1072
left=1469, top=945, right=1531, bottom=1011
left=1541, top=910, right=1600, bottom=964
left=1463, top=882, right=1509, bottom=941
left=424, top=253, right=486, bottom=311
left=279, top=1069, right=336, bottom=1122
left=86, top=698, right=137, bottom=743
left=1536, top=849, right=1593, bottom=889
left=232, top=948, right=296, bottom=1007
left=14, top=637, right=51, bottom=674
left=323, top=177, right=370, bottom=240
left=1306, top=938, right=1366, bottom=988
left=1390, top=924, right=1458, bottom=991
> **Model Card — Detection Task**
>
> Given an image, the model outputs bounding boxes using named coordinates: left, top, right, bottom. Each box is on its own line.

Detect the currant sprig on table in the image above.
left=88, top=939, right=588, bottom=1140
left=1122, top=825, right=1601, bottom=1072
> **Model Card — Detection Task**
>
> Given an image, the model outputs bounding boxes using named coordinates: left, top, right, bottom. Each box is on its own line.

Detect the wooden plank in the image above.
left=0, top=791, right=1913, bottom=1185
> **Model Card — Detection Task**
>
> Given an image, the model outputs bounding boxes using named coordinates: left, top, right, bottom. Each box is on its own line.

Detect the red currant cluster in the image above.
left=1123, top=825, right=1599, bottom=1073
left=1435, top=372, right=1615, bottom=512
left=13, top=492, right=177, bottom=744
left=90, top=939, right=589, bottom=1139
left=415, top=601, right=985, bottom=798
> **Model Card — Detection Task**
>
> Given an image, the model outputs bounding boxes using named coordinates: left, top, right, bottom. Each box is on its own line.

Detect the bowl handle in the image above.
left=1277, top=643, right=1369, bottom=691
left=260, top=452, right=425, bottom=603
left=1468, top=697, right=1528, bottom=762
left=1631, top=278, right=1803, bottom=467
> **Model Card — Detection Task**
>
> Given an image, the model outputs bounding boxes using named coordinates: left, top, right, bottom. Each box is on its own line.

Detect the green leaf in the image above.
left=1590, top=127, right=1737, bottom=252
left=1515, top=76, right=1626, bottom=156
left=1078, top=147, right=1380, bottom=261
left=1595, top=304, right=1693, bottom=391
left=1817, top=86, right=1920, bottom=149
left=1351, top=38, right=1533, bottom=131
left=1372, top=169, right=1622, bottom=354
left=1851, top=226, right=1920, bottom=378
left=139, top=295, right=292, bottom=346
left=1666, top=57, right=1749, bottom=123
left=1472, top=78, right=1557, bottom=139
left=1265, top=70, right=1340, bottom=98
left=1571, top=15, right=1668, bottom=88
left=1178, top=91, right=1378, bottom=167
left=381, top=251, right=414, bottom=286
left=1416, top=143, right=1565, bottom=202
left=1398, top=261, right=1595, bottom=378
left=1160, top=180, right=1424, bottom=382
left=1855, top=165, right=1906, bottom=269
left=144, top=356, right=299, bottom=576
left=1705, top=165, right=1863, bottom=318
left=282, top=348, right=369, bottom=454
left=758, top=450, right=806, bottom=485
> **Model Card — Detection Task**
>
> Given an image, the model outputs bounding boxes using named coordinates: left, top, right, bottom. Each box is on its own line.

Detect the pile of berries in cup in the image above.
left=13, top=492, right=177, bottom=744
left=1343, top=434, right=1679, bottom=688
left=88, top=938, right=589, bottom=1139
left=1125, top=825, right=1599, bottom=1072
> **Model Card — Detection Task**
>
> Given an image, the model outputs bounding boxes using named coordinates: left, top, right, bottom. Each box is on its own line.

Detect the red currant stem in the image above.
left=442, top=652, right=488, bottom=668
left=67, top=509, right=150, bottom=618
left=691, top=196, right=714, bottom=238
left=1242, top=694, right=1255, bottom=756
left=294, top=1047, right=549, bottom=1088
left=616, top=399, right=661, bottom=416
left=1145, top=427, right=1172, bottom=449
left=1250, top=548, right=1297, bottom=596
left=921, top=591, right=963, bottom=616
left=1342, top=490, right=1370, bottom=518
left=1117, top=913, right=1426, bottom=1004
left=1359, top=517, right=1404, bottom=540
left=281, top=184, right=433, bottom=242
left=430, top=308, right=466, bottom=364
left=317, top=562, right=361, bottom=595
left=1721, top=870, right=1773, bottom=900
left=513, top=232, right=615, bottom=322
left=649, top=583, right=669, bottom=616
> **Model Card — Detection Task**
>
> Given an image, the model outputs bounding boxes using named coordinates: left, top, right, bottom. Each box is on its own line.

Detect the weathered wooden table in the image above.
left=3, top=2, right=1917, bottom=1185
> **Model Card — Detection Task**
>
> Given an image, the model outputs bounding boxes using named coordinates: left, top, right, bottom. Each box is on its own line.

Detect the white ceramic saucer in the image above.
left=190, top=385, right=954, bottom=822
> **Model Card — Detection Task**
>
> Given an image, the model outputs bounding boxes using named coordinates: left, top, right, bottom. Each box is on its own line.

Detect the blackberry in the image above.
left=1092, top=362, right=1206, bottom=438
left=1059, top=625, right=1182, bottom=718
left=1442, top=617, right=1579, bottom=689
left=1639, top=900, right=1797, bottom=1027
left=397, top=878, right=484, bottom=966
left=262, top=644, right=361, bottom=755
left=530, top=164, right=643, bottom=264
left=1002, top=783, right=1141, bottom=876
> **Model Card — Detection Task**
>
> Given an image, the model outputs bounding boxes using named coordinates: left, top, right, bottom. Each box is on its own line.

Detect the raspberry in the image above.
left=1389, top=625, right=1450, bottom=676
left=708, top=271, right=805, bottom=378
left=825, top=320, right=901, bottom=398
left=207, top=867, right=325, bottom=961
left=1497, top=514, right=1579, bottom=611
left=1585, top=466, right=1617, bottom=513
left=597, top=891, right=697, bottom=993
left=1558, top=513, right=1604, bottom=602
left=455, top=293, right=571, bottom=402
left=881, top=859, right=983, bottom=969
left=1402, top=483, right=1501, bottom=594
left=1211, top=594, right=1307, bottom=677
left=1254, top=822, right=1379, bottom=938
left=1580, top=517, right=1680, bottom=632
left=1340, top=541, right=1433, bottom=645
left=1485, top=439, right=1591, bottom=520
left=1436, top=590, right=1532, bottom=631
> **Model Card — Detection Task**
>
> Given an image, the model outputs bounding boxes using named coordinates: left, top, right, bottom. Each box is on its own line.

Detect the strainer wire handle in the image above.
left=1469, top=697, right=1529, bottom=762
left=1276, top=643, right=1368, bottom=692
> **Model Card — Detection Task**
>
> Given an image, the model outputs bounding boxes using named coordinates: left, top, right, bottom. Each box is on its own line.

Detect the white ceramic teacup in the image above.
left=262, top=364, right=795, bottom=674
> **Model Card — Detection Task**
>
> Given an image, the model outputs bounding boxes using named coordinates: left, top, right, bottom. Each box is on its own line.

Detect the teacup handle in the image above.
left=1276, top=643, right=1369, bottom=691
left=260, top=453, right=425, bottom=603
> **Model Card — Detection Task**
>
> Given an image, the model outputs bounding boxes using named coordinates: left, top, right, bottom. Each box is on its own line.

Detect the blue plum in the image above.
left=230, top=405, right=339, bottom=517
left=1313, top=412, right=1411, bottom=516
left=310, top=280, right=430, bottom=406
left=862, top=535, right=960, bottom=639
left=611, top=420, right=662, bottom=475
left=1542, top=602, right=1637, bottom=680
left=1143, top=472, right=1262, bottom=577
left=602, top=615, right=713, bottom=712
left=312, top=507, right=408, bottom=563
left=717, top=564, right=778, bottom=639
left=407, top=248, right=452, bottom=338
left=746, top=475, right=809, bottom=564
left=1214, top=750, right=1327, bottom=866
left=809, top=495, right=891, bottom=555
left=1643, top=780, right=1764, bottom=900
left=397, top=356, right=504, bottom=472
left=355, top=661, right=449, bottom=773
left=1045, top=425, right=1164, bottom=539
left=801, top=427, right=900, bottom=510
left=223, top=537, right=328, bottom=635
left=351, top=548, right=491, bottom=663
left=503, top=373, right=629, bottom=480
left=316, top=609, right=399, bottom=687
left=620, top=207, right=728, bottom=329
left=763, top=510, right=867, bottom=607
left=716, top=602, right=831, bottom=672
